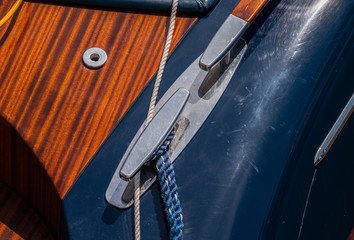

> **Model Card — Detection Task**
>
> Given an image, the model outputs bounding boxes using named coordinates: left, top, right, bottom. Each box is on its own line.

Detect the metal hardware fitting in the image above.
left=82, top=47, right=107, bottom=69
left=120, top=88, right=190, bottom=180
left=106, top=34, right=247, bottom=209
left=199, top=15, right=248, bottom=71
left=314, top=93, right=354, bottom=166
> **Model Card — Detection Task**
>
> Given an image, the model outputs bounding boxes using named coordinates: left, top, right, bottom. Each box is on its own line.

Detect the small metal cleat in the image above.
left=199, top=15, right=248, bottom=71
left=106, top=26, right=248, bottom=209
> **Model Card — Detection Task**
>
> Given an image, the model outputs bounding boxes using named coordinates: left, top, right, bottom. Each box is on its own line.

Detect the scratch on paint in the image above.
left=297, top=169, right=317, bottom=239
left=249, top=161, right=259, bottom=174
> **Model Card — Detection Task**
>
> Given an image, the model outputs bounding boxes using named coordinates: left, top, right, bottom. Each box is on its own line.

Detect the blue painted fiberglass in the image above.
left=62, top=0, right=354, bottom=238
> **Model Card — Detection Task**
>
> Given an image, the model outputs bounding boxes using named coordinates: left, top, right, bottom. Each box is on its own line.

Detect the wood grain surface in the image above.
left=0, top=183, right=54, bottom=240
left=0, top=117, right=61, bottom=237
left=232, top=0, right=269, bottom=22
left=0, top=0, right=196, bottom=201
left=0, top=1, right=196, bottom=238
left=0, top=224, right=23, bottom=240
left=348, top=227, right=354, bottom=240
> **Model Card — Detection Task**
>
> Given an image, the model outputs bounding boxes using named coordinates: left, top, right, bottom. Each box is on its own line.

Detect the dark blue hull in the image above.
left=62, top=0, right=354, bottom=238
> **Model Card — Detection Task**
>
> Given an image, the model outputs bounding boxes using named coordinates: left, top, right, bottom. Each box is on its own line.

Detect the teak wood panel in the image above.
left=0, top=224, right=23, bottom=240
left=0, top=117, right=61, bottom=237
left=0, top=183, right=54, bottom=240
left=232, top=0, right=269, bottom=22
left=0, top=1, right=196, bottom=198
left=348, top=228, right=354, bottom=240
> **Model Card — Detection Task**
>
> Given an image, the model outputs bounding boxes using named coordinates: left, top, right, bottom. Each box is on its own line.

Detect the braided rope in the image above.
left=155, top=131, right=184, bottom=240
left=134, top=0, right=179, bottom=239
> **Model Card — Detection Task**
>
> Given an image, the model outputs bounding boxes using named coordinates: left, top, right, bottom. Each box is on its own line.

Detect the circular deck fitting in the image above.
left=82, top=48, right=107, bottom=69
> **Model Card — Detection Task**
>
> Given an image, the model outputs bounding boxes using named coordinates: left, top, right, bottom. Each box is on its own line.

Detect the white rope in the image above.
left=146, top=0, right=179, bottom=125
left=134, top=172, right=141, bottom=240
left=134, top=0, right=179, bottom=239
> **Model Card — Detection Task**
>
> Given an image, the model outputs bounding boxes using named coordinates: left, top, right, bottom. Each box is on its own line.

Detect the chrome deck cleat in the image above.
left=106, top=30, right=248, bottom=209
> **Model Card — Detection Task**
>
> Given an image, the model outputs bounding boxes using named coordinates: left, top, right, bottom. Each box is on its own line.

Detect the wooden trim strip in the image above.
left=232, top=0, right=269, bottom=22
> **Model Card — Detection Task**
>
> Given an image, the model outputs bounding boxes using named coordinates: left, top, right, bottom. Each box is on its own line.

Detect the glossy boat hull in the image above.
left=63, top=0, right=354, bottom=238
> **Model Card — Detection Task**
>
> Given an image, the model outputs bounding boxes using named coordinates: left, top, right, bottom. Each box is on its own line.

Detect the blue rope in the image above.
left=155, top=130, right=184, bottom=240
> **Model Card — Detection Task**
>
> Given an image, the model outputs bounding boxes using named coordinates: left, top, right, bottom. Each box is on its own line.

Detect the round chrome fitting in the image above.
left=82, top=47, right=107, bottom=69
